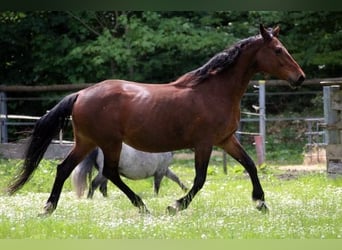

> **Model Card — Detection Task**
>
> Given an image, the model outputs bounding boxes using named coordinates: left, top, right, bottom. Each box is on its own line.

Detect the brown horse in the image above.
left=8, top=25, right=305, bottom=216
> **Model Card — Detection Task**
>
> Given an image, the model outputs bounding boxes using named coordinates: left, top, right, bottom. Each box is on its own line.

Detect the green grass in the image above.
left=0, top=158, right=341, bottom=239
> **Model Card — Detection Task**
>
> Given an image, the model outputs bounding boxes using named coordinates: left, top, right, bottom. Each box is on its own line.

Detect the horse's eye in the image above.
left=275, top=47, right=282, bottom=55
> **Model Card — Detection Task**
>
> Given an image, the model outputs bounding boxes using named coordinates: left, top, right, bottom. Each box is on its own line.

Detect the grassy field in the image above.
left=0, top=156, right=341, bottom=239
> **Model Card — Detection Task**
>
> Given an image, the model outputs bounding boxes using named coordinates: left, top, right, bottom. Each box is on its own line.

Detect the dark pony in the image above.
left=8, top=25, right=305, bottom=216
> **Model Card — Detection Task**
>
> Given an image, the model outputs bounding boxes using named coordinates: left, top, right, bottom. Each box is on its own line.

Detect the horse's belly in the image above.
left=117, top=144, right=172, bottom=180
left=118, top=163, right=157, bottom=180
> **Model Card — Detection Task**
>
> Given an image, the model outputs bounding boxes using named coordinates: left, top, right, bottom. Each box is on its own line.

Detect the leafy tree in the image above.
left=277, top=11, right=342, bottom=78
left=1, top=11, right=341, bottom=85
left=63, top=11, right=237, bottom=83
left=0, top=11, right=341, bottom=141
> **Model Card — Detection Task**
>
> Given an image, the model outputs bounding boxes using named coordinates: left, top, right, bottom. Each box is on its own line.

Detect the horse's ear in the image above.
left=260, top=24, right=271, bottom=41
left=272, top=26, right=280, bottom=37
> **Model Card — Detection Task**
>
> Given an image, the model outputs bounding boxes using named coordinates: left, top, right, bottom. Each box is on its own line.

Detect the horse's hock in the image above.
left=324, top=84, right=342, bottom=175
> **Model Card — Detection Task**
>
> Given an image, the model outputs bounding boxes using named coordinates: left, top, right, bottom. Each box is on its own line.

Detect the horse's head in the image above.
left=255, top=24, right=305, bottom=88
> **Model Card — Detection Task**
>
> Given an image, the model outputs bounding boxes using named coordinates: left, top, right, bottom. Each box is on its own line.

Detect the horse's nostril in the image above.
left=297, top=75, right=305, bottom=84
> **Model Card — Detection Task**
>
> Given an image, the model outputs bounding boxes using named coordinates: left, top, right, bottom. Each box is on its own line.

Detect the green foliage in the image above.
left=64, top=12, right=236, bottom=83
left=2, top=11, right=341, bottom=85
left=278, top=11, right=342, bottom=78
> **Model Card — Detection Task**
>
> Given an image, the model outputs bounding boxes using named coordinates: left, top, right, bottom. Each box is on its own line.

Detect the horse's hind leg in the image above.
left=220, top=135, right=268, bottom=213
left=101, top=146, right=149, bottom=213
left=41, top=143, right=93, bottom=216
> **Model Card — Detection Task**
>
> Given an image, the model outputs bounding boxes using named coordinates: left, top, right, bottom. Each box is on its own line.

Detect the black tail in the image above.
left=7, top=93, right=79, bottom=194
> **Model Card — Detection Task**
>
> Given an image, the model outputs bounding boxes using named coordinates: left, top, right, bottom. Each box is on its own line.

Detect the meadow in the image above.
left=0, top=154, right=341, bottom=239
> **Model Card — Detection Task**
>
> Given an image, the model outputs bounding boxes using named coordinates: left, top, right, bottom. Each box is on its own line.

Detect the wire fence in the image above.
left=1, top=78, right=336, bottom=167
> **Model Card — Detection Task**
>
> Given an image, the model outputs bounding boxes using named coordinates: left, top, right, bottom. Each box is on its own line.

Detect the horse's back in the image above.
left=72, top=79, right=202, bottom=152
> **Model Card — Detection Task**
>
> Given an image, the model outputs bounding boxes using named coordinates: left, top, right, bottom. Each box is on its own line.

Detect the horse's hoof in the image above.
left=38, top=211, right=50, bottom=218
left=256, top=200, right=269, bottom=214
left=38, top=209, right=53, bottom=218
left=139, top=206, right=150, bottom=215
left=167, top=200, right=181, bottom=215
left=38, top=202, right=54, bottom=217
left=167, top=205, right=178, bottom=215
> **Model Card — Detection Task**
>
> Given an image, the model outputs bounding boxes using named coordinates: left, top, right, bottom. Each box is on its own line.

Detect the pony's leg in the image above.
left=40, top=144, right=93, bottom=216
left=87, top=148, right=106, bottom=198
left=87, top=165, right=93, bottom=194
left=88, top=173, right=108, bottom=198
left=94, top=148, right=108, bottom=197
left=153, top=174, right=164, bottom=195
left=87, top=181, right=95, bottom=199
left=101, top=147, right=149, bottom=213
left=220, top=135, right=268, bottom=212
left=167, top=145, right=212, bottom=214
left=165, top=169, right=188, bottom=192
left=99, top=179, right=108, bottom=197
left=87, top=172, right=105, bottom=198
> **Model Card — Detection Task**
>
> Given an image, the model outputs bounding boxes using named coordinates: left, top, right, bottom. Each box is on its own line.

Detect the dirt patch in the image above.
left=278, top=164, right=325, bottom=172
left=303, top=147, right=326, bottom=165
left=276, top=164, right=325, bottom=180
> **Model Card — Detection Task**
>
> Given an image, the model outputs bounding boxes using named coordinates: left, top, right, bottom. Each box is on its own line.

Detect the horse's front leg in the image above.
left=101, top=146, right=149, bottom=214
left=167, top=145, right=212, bottom=214
left=219, top=135, right=268, bottom=213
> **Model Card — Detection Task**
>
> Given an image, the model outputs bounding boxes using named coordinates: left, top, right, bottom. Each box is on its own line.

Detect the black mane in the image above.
left=191, top=45, right=240, bottom=82
left=175, top=35, right=261, bottom=86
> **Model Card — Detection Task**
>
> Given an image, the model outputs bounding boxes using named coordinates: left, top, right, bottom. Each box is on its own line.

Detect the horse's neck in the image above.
left=216, top=41, right=262, bottom=100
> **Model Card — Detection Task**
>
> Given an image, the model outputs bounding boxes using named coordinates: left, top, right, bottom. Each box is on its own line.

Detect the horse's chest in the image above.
left=211, top=113, right=240, bottom=141
left=212, top=109, right=239, bottom=130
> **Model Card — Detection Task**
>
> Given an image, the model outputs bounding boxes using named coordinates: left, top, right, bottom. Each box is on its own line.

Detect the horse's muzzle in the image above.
left=289, top=74, right=305, bottom=88
left=296, top=75, right=305, bottom=85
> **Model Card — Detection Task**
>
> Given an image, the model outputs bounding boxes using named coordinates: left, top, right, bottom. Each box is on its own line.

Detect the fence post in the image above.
left=258, top=80, right=266, bottom=163
left=222, top=151, right=227, bottom=174
left=0, top=92, right=8, bottom=143
left=323, top=85, right=342, bottom=175
left=254, top=135, right=265, bottom=165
